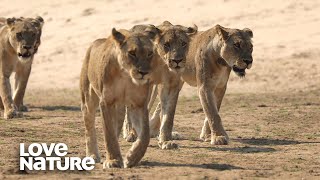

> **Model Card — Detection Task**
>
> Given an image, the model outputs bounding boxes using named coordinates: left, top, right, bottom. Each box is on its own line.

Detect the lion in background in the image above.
left=0, top=16, right=44, bottom=119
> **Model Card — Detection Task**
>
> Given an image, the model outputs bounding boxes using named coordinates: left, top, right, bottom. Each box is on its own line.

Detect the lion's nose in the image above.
left=244, top=59, right=253, bottom=69
left=172, top=59, right=183, bottom=64
left=138, top=70, right=148, bottom=77
left=243, top=59, right=252, bottom=65
left=22, top=45, right=32, bottom=50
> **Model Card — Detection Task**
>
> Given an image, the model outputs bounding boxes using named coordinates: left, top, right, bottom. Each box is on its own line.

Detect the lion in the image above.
left=0, top=16, right=44, bottom=119
left=148, top=24, right=254, bottom=145
left=122, top=21, right=198, bottom=149
left=80, top=27, right=166, bottom=168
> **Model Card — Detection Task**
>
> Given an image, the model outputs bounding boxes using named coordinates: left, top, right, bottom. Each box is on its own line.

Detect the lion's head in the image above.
left=156, top=21, right=197, bottom=72
left=5, top=16, right=44, bottom=62
left=112, top=28, right=157, bottom=85
left=131, top=21, right=197, bottom=73
left=215, top=25, right=253, bottom=77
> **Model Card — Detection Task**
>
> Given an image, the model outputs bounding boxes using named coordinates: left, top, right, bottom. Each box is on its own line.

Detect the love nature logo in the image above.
left=19, top=143, right=95, bottom=171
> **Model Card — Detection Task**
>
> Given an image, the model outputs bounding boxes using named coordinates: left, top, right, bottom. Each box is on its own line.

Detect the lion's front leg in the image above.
left=200, top=86, right=227, bottom=142
left=124, top=106, right=150, bottom=168
left=157, top=82, right=183, bottom=150
left=13, top=62, right=32, bottom=112
left=100, top=100, right=123, bottom=169
left=198, top=85, right=229, bottom=145
left=0, top=75, right=21, bottom=119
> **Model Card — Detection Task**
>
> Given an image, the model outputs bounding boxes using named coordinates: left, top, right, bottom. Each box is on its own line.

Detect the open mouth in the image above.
left=18, top=53, right=32, bottom=59
left=232, top=66, right=246, bottom=77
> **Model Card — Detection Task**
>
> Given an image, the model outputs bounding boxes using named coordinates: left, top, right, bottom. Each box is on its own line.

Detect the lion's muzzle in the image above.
left=168, top=58, right=186, bottom=71
left=131, top=69, right=150, bottom=85
left=17, top=45, right=35, bottom=61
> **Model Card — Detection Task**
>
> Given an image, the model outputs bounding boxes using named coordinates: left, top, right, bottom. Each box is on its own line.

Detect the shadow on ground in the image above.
left=233, top=137, right=318, bottom=146
left=140, top=161, right=243, bottom=171
left=35, top=106, right=81, bottom=111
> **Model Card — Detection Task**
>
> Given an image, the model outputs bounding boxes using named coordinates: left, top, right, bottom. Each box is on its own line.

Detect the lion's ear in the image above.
left=112, top=28, right=126, bottom=45
left=174, top=24, right=198, bottom=36
left=243, top=28, right=253, bottom=38
left=157, top=21, right=173, bottom=30
left=184, top=24, right=198, bottom=36
left=143, top=25, right=161, bottom=40
left=6, top=17, right=16, bottom=28
left=161, top=21, right=173, bottom=26
left=34, top=16, right=44, bottom=28
left=216, top=24, right=229, bottom=41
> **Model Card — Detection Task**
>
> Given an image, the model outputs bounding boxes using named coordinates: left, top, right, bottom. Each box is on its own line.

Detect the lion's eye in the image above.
left=128, top=51, right=136, bottom=58
left=16, top=33, right=22, bottom=39
left=164, top=42, right=170, bottom=50
left=148, top=51, right=153, bottom=58
left=234, top=43, right=241, bottom=49
left=182, top=41, right=187, bottom=47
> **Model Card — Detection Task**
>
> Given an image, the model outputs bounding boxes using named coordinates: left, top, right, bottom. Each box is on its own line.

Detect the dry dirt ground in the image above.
left=0, top=88, right=319, bottom=179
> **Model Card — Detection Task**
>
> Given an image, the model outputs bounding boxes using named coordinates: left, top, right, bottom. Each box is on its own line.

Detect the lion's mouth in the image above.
left=232, top=66, right=246, bottom=77
left=18, top=52, right=32, bottom=59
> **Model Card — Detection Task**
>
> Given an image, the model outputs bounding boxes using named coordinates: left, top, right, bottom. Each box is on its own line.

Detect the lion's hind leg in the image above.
left=82, top=88, right=100, bottom=163
left=0, top=96, right=3, bottom=110
left=123, top=107, right=137, bottom=142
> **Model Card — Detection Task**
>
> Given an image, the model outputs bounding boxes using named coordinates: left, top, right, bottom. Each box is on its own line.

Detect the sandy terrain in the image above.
left=0, top=0, right=319, bottom=179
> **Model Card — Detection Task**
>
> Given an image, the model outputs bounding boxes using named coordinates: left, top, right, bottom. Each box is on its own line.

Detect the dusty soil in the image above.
left=0, top=88, right=319, bottom=179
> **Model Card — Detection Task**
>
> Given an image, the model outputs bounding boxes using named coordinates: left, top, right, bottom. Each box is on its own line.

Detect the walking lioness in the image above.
left=80, top=28, right=160, bottom=168
left=149, top=25, right=254, bottom=145
left=0, top=16, right=44, bottom=119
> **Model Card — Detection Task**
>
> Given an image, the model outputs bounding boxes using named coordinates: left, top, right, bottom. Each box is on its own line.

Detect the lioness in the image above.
left=149, top=25, right=254, bottom=145
left=123, top=21, right=197, bottom=149
left=80, top=28, right=163, bottom=168
left=0, top=17, right=44, bottom=119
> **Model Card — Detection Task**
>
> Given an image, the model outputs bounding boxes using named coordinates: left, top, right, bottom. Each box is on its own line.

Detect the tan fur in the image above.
left=149, top=24, right=254, bottom=145
left=122, top=21, right=197, bottom=149
left=80, top=28, right=165, bottom=168
left=0, top=16, right=44, bottom=119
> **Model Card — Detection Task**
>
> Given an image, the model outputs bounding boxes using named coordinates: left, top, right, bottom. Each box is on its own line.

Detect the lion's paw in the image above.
left=200, top=132, right=211, bottom=142
left=4, top=109, right=22, bottom=119
left=211, top=135, right=229, bottom=145
left=158, top=141, right=179, bottom=150
left=123, top=158, right=137, bottom=168
left=103, top=159, right=122, bottom=169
